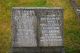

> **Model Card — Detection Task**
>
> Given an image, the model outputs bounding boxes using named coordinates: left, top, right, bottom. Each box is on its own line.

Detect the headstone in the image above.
left=11, top=7, right=64, bottom=53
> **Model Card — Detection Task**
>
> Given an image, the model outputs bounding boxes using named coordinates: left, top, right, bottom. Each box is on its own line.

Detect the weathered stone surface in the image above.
left=39, top=10, right=63, bottom=46
left=12, top=10, right=37, bottom=47
left=12, top=47, right=64, bottom=53
left=12, top=7, right=63, bottom=47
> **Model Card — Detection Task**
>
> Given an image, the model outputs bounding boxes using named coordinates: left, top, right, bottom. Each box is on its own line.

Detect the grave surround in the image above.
left=11, top=7, right=64, bottom=53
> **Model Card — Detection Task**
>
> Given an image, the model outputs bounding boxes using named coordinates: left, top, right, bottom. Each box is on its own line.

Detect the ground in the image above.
left=77, top=0, right=80, bottom=6
left=0, top=0, right=80, bottom=53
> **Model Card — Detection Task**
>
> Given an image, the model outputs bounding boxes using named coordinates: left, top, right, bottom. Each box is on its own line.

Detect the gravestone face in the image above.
left=38, top=10, right=63, bottom=46
left=12, top=7, right=64, bottom=53
left=12, top=9, right=37, bottom=47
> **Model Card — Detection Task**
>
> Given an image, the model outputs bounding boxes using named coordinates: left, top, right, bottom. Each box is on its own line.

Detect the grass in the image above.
left=77, top=0, right=80, bottom=6
left=0, top=0, right=80, bottom=53
left=48, top=0, right=80, bottom=53
left=0, top=0, right=47, bottom=53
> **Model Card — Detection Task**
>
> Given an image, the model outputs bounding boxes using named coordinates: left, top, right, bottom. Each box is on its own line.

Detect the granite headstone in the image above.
left=11, top=7, right=64, bottom=53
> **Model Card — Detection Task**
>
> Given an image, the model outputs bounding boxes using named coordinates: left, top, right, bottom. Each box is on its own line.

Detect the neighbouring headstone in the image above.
left=11, top=7, right=64, bottom=53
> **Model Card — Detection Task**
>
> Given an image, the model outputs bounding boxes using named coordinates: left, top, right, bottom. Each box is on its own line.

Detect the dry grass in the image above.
left=76, top=0, right=80, bottom=6
left=0, top=0, right=46, bottom=53
left=0, top=0, right=80, bottom=53
left=47, top=0, right=80, bottom=53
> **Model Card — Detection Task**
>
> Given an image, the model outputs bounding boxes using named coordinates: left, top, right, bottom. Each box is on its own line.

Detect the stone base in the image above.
left=12, top=47, right=64, bottom=53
